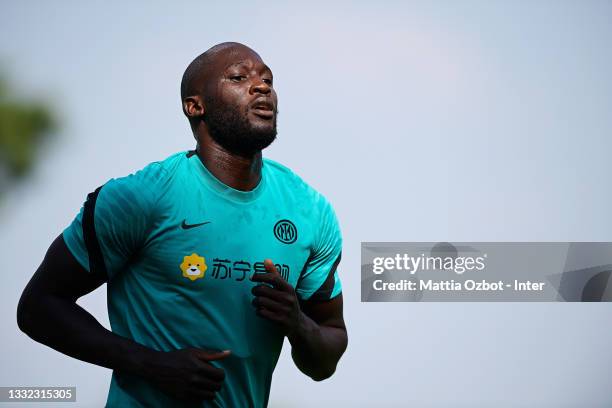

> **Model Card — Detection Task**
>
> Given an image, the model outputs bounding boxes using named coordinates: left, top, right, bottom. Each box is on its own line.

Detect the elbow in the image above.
left=16, top=293, right=36, bottom=336
left=309, top=333, right=348, bottom=382
left=309, top=365, right=337, bottom=382
left=16, top=297, right=30, bottom=334
left=310, top=373, right=333, bottom=382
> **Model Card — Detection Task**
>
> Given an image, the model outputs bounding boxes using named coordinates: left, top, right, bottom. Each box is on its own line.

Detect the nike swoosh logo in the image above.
left=181, top=220, right=211, bottom=230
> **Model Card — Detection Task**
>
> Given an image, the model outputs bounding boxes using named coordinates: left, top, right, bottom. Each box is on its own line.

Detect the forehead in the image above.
left=215, top=47, right=270, bottom=72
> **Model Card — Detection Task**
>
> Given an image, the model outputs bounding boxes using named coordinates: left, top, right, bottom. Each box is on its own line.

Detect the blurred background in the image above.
left=1, top=1, right=611, bottom=407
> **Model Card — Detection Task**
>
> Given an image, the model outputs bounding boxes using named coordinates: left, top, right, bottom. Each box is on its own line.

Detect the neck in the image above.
left=195, top=132, right=263, bottom=191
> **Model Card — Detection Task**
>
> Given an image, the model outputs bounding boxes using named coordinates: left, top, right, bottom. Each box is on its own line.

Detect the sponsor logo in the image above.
left=180, top=253, right=208, bottom=281
left=179, top=254, right=290, bottom=283
left=210, top=259, right=290, bottom=281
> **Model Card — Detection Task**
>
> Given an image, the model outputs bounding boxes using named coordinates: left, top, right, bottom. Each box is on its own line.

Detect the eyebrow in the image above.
left=225, top=61, right=273, bottom=75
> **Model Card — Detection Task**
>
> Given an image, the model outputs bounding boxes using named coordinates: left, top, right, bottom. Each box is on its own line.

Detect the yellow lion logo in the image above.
left=180, top=253, right=207, bottom=281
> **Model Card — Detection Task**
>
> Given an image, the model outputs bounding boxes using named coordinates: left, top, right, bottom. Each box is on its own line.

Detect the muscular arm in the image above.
left=16, top=234, right=156, bottom=374
left=289, top=295, right=348, bottom=381
left=17, top=234, right=229, bottom=402
left=251, top=260, right=348, bottom=381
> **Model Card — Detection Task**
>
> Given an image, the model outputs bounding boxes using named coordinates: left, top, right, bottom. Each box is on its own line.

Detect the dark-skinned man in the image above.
left=17, top=42, right=347, bottom=407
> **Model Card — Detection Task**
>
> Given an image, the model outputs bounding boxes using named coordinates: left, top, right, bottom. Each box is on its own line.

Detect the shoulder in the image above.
left=98, top=151, right=188, bottom=211
left=107, top=151, right=187, bottom=192
left=150, top=150, right=190, bottom=177
left=263, top=157, right=337, bottom=218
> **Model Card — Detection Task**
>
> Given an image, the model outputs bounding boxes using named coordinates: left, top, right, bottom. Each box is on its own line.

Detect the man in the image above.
left=17, top=42, right=347, bottom=407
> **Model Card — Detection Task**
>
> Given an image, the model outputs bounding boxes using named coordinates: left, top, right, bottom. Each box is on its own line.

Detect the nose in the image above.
left=250, top=78, right=271, bottom=95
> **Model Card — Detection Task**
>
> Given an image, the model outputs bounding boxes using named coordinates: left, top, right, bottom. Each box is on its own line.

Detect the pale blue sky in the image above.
left=2, top=1, right=612, bottom=406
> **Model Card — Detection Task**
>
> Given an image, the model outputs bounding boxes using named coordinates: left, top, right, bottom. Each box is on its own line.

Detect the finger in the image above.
left=256, top=306, right=283, bottom=322
left=196, top=349, right=231, bottom=361
left=199, top=364, right=226, bottom=382
left=251, top=284, right=287, bottom=301
left=196, top=378, right=223, bottom=393
left=264, top=259, right=279, bottom=274
left=252, top=295, right=288, bottom=312
left=251, top=271, right=291, bottom=291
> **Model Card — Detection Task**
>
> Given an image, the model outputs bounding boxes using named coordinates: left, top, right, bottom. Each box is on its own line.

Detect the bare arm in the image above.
left=289, top=294, right=347, bottom=381
left=17, top=234, right=229, bottom=402
left=251, top=259, right=348, bottom=381
left=17, top=234, right=150, bottom=371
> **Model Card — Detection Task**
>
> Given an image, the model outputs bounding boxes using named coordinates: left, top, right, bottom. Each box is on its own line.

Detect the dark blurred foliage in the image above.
left=0, top=75, right=56, bottom=196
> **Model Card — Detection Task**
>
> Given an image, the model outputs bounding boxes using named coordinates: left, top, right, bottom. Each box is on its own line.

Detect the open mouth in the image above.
left=250, top=101, right=275, bottom=119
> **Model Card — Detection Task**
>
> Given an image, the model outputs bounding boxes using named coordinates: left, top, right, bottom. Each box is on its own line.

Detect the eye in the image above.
left=262, top=78, right=273, bottom=85
left=230, top=75, right=246, bottom=82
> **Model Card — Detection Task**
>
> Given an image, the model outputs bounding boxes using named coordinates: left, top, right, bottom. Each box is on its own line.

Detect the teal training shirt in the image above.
left=62, top=150, right=343, bottom=408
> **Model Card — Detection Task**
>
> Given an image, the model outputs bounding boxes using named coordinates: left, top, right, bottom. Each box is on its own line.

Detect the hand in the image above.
left=139, top=348, right=231, bottom=403
left=251, top=259, right=303, bottom=337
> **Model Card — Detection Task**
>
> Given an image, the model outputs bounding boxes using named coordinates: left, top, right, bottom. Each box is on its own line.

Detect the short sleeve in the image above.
left=62, top=164, right=163, bottom=280
left=296, top=198, right=343, bottom=301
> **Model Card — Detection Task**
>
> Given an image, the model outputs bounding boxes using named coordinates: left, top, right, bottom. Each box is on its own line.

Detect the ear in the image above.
left=182, top=95, right=206, bottom=119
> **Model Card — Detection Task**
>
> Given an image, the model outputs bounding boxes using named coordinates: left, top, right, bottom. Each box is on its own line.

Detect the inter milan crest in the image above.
left=274, top=219, right=297, bottom=244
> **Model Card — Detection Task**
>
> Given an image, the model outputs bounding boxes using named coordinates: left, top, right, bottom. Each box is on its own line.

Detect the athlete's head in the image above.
left=181, top=42, right=278, bottom=157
